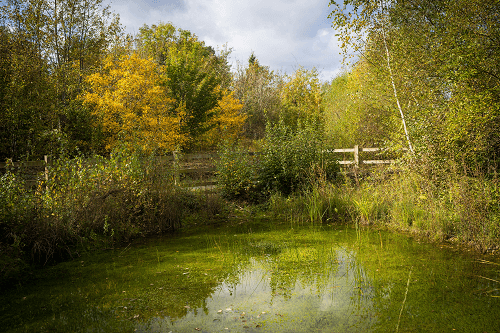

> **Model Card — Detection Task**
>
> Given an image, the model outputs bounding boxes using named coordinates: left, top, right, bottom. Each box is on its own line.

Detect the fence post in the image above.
left=354, top=145, right=359, bottom=167
left=44, top=155, right=52, bottom=191
left=173, top=151, right=180, bottom=185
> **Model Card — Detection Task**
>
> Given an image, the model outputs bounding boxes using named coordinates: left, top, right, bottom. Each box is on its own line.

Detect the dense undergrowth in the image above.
left=0, top=149, right=227, bottom=288
left=265, top=167, right=500, bottom=253
left=2, top=131, right=500, bottom=289
left=215, top=119, right=500, bottom=252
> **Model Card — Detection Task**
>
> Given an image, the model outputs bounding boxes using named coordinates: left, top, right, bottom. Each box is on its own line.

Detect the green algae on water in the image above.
left=1, top=224, right=499, bottom=332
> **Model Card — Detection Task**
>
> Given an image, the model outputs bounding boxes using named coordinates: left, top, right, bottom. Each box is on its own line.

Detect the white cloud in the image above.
left=106, top=0, right=344, bottom=81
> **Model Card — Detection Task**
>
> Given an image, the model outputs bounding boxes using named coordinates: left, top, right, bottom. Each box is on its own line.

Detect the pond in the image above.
left=1, top=222, right=499, bottom=332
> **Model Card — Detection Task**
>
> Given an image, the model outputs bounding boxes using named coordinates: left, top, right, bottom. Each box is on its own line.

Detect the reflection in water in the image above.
left=140, top=248, right=378, bottom=332
left=2, top=226, right=499, bottom=333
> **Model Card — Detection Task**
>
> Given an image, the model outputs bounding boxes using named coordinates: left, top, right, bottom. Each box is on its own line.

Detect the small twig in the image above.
left=475, top=275, right=500, bottom=284
left=476, top=259, right=500, bottom=266
left=485, top=289, right=500, bottom=293
left=119, top=243, right=132, bottom=256
left=396, top=266, right=412, bottom=333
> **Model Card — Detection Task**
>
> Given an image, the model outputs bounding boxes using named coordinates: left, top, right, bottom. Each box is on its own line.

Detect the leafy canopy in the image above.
left=138, top=23, right=232, bottom=150
left=82, top=53, right=185, bottom=153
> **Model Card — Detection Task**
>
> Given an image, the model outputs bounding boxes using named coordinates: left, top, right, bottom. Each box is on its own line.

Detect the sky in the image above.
left=105, top=0, right=345, bottom=82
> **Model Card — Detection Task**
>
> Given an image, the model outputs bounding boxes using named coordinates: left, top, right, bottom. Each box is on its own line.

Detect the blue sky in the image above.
left=106, top=0, right=345, bottom=82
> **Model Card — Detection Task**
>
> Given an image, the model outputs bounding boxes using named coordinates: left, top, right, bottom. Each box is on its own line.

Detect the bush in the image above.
left=0, top=170, right=36, bottom=283
left=0, top=147, right=230, bottom=286
left=258, top=119, right=339, bottom=195
left=215, top=141, right=258, bottom=200
left=0, top=170, right=36, bottom=239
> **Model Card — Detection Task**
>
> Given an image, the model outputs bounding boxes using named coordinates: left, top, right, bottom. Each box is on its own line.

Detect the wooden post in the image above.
left=44, top=155, right=51, bottom=191
left=173, top=151, right=180, bottom=185
left=354, top=145, right=359, bottom=167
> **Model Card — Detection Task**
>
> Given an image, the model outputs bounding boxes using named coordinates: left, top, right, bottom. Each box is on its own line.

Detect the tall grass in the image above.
left=267, top=181, right=354, bottom=228
left=344, top=165, right=499, bottom=252
left=263, top=161, right=499, bottom=253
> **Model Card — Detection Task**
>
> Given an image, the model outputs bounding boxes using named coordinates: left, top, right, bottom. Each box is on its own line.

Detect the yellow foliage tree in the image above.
left=200, top=88, right=246, bottom=148
left=280, top=66, right=323, bottom=127
left=82, top=53, right=185, bottom=153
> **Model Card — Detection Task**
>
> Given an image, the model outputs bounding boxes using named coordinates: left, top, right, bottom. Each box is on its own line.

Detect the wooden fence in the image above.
left=328, top=145, right=395, bottom=166
left=0, top=146, right=397, bottom=189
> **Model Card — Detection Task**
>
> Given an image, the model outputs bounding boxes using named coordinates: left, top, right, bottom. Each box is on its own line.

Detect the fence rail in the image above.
left=0, top=146, right=399, bottom=189
left=328, top=146, right=396, bottom=166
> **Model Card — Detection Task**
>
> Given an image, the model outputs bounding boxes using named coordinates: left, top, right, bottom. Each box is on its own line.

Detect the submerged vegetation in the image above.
left=1, top=221, right=499, bottom=332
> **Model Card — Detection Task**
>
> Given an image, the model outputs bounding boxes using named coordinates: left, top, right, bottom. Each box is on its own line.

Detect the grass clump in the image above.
left=344, top=164, right=500, bottom=252
left=266, top=182, right=353, bottom=226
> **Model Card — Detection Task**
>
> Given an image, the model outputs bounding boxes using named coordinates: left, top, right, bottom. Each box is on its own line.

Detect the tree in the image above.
left=232, top=54, right=283, bottom=139
left=389, top=0, right=500, bottom=168
left=0, top=0, right=123, bottom=158
left=279, top=66, right=323, bottom=129
left=82, top=53, right=185, bottom=153
left=137, top=23, right=232, bottom=149
left=329, top=0, right=500, bottom=171
left=0, top=25, right=55, bottom=160
left=329, top=0, right=414, bottom=153
left=322, top=62, right=396, bottom=148
left=200, top=88, right=246, bottom=148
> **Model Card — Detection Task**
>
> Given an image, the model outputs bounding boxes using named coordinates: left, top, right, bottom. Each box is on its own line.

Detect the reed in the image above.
left=396, top=266, right=413, bottom=333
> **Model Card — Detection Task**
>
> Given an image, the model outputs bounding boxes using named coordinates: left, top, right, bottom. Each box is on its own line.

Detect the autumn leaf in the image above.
left=82, top=53, right=186, bottom=153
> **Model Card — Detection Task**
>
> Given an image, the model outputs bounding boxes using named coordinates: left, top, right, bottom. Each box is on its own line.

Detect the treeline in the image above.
left=0, top=0, right=324, bottom=161
left=0, top=0, right=327, bottom=286
left=324, top=0, right=500, bottom=174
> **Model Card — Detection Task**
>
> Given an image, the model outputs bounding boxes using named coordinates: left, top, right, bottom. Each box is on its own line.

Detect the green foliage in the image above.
left=0, top=170, right=35, bottom=240
left=0, top=145, right=229, bottom=286
left=323, top=65, right=397, bottom=148
left=215, top=142, right=257, bottom=200
left=279, top=66, right=323, bottom=130
left=258, top=119, right=339, bottom=195
left=0, top=0, right=123, bottom=160
left=328, top=0, right=500, bottom=172
left=216, top=117, right=339, bottom=200
left=232, top=55, right=283, bottom=140
left=0, top=169, right=36, bottom=283
left=0, top=27, right=56, bottom=160
left=345, top=168, right=500, bottom=250
left=138, top=23, right=232, bottom=150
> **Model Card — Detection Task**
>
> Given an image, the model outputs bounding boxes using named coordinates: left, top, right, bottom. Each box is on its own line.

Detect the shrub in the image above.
left=258, top=119, right=339, bottom=195
left=0, top=170, right=36, bottom=283
left=215, top=141, right=258, bottom=199
left=1, top=147, right=231, bottom=286
left=0, top=170, right=36, bottom=239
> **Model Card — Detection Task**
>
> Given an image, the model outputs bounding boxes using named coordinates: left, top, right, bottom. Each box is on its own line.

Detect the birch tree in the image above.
left=329, top=0, right=414, bottom=153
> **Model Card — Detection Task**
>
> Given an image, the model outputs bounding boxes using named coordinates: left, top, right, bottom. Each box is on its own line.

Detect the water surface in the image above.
left=1, top=224, right=499, bottom=332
